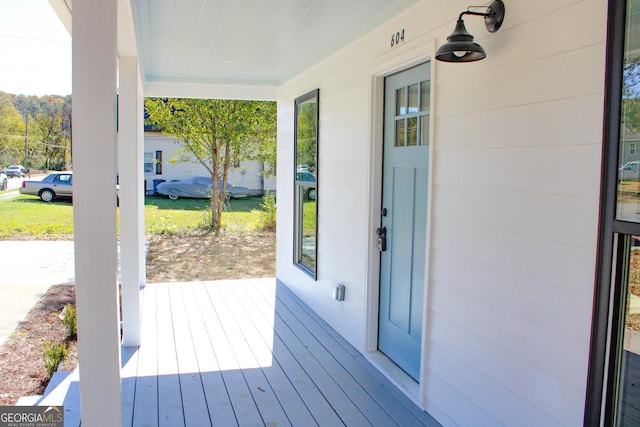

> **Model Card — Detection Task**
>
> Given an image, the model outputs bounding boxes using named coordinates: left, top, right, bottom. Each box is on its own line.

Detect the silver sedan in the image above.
left=19, top=172, right=73, bottom=202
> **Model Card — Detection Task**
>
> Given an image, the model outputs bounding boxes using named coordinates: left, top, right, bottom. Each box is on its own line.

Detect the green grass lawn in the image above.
left=0, top=195, right=267, bottom=239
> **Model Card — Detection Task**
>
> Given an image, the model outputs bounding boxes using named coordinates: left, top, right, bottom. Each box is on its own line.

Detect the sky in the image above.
left=0, top=0, right=71, bottom=96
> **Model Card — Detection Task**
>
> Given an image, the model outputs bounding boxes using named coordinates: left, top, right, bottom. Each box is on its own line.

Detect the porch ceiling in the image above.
left=51, top=0, right=422, bottom=97
left=132, top=0, right=419, bottom=89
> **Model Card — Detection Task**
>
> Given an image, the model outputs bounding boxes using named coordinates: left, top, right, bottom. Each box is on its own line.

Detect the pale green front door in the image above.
left=378, top=62, right=430, bottom=380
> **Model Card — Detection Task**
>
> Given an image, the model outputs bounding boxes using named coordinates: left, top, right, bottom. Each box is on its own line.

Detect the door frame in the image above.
left=364, top=41, right=436, bottom=409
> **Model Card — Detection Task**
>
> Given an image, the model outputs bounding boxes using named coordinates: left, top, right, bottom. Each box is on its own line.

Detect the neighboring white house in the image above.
left=48, top=0, right=635, bottom=425
left=143, top=131, right=276, bottom=196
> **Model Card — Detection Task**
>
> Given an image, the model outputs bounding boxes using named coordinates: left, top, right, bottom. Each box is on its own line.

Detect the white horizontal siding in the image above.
left=433, top=186, right=599, bottom=248
left=275, top=0, right=607, bottom=425
left=426, top=337, right=569, bottom=427
left=431, top=219, right=597, bottom=298
left=436, top=94, right=605, bottom=150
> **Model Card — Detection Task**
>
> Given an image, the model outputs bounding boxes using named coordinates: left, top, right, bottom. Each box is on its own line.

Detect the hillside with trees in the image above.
left=0, top=91, right=71, bottom=170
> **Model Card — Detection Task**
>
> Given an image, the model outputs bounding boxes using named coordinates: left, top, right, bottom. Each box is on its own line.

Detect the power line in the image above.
left=0, top=134, right=67, bottom=149
left=0, top=33, right=69, bottom=44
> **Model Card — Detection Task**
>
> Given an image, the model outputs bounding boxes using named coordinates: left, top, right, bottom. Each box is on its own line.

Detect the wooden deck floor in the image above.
left=63, top=278, right=440, bottom=426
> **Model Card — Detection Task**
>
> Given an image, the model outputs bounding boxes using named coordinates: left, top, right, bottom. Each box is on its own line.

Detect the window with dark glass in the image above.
left=587, top=1, right=640, bottom=425
left=155, top=150, right=163, bottom=174
left=294, top=89, right=319, bottom=278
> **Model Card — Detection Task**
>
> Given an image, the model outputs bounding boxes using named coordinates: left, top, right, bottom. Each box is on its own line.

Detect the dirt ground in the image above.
left=145, top=231, right=275, bottom=282
left=0, top=231, right=275, bottom=406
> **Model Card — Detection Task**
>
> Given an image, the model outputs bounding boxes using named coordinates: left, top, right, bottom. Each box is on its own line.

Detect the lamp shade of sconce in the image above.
left=435, top=19, right=486, bottom=62
left=435, top=0, right=505, bottom=63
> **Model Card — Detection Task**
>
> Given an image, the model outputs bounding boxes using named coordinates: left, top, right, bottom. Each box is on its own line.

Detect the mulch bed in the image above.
left=0, top=285, right=77, bottom=406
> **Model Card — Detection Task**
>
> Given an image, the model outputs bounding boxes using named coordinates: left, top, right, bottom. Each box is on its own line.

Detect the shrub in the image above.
left=258, top=191, right=276, bottom=231
left=61, top=303, right=77, bottom=339
left=42, top=341, right=69, bottom=377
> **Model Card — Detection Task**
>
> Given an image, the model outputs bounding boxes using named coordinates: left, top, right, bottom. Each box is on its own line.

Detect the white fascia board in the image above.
left=48, top=0, right=72, bottom=34
left=144, top=79, right=279, bottom=101
left=118, top=0, right=138, bottom=58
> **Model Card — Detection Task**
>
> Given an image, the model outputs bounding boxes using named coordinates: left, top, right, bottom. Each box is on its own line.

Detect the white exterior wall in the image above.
left=144, top=132, right=276, bottom=193
left=276, top=1, right=607, bottom=426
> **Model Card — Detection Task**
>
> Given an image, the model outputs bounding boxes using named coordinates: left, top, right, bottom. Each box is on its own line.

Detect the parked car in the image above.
left=156, top=176, right=250, bottom=200
left=620, top=161, right=640, bottom=181
left=0, top=170, right=6, bottom=191
left=296, top=171, right=317, bottom=200
left=5, top=165, right=29, bottom=178
left=19, top=172, right=73, bottom=202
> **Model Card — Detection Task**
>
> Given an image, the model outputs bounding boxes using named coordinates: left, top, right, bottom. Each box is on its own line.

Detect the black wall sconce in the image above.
left=435, top=0, right=505, bottom=63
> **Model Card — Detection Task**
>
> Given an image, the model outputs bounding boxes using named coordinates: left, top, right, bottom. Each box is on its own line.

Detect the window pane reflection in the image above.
left=615, top=236, right=640, bottom=425
left=421, top=115, right=430, bottom=146
left=616, top=2, right=640, bottom=223
left=294, top=89, right=318, bottom=278
left=300, top=189, right=317, bottom=271
left=408, top=84, right=419, bottom=113
left=421, top=81, right=430, bottom=112
left=396, top=119, right=405, bottom=147
left=396, top=87, right=407, bottom=116
left=407, top=117, right=417, bottom=146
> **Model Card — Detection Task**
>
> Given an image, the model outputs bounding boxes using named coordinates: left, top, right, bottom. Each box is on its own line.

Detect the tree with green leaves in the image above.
left=31, top=96, right=68, bottom=170
left=145, top=98, right=276, bottom=231
left=0, top=92, right=25, bottom=167
left=10, top=94, right=71, bottom=170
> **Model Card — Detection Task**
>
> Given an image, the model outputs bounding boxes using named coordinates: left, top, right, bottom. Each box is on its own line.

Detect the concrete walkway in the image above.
left=0, top=241, right=75, bottom=345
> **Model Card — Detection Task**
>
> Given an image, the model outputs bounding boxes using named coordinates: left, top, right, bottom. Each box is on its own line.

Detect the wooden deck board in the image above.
left=272, top=280, right=439, bottom=426
left=192, top=282, right=264, bottom=426
left=133, top=282, right=159, bottom=427
left=169, top=285, right=212, bottom=427
left=230, top=279, right=320, bottom=427
left=181, top=282, right=237, bottom=427
left=107, top=278, right=440, bottom=426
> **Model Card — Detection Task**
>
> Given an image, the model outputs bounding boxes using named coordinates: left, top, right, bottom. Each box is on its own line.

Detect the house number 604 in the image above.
left=390, top=29, right=405, bottom=47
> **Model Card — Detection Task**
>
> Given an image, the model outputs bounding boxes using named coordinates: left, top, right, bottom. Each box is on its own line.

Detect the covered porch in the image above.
left=49, top=278, right=438, bottom=426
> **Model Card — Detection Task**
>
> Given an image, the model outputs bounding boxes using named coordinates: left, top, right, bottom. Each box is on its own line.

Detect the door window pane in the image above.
left=408, top=84, right=419, bottom=113
left=396, top=119, right=406, bottom=147
left=421, top=81, right=430, bottom=112
left=407, top=117, right=417, bottom=146
left=421, top=115, right=430, bottom=146
left=396, top=87, right=407, bottom=116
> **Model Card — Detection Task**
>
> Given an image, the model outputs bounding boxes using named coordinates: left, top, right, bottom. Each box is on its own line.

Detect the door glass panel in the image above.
left=396, top=119, right=405, bottom=147
left=396, top=87, right=407, bottom=115
left=407, top=117, right=417, bottom=146
left=614, top=235, right=640, bottom=425
left=421, top=115, right=430, bottom=146
left=408, top=84, right=419, bottom=113
left=617, top=0, right=640, bottom=223
left=421, top=81, right=430, bottom=112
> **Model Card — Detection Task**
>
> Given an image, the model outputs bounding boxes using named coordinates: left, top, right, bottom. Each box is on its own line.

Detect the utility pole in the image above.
left=23, top=113, right=28, bottom=166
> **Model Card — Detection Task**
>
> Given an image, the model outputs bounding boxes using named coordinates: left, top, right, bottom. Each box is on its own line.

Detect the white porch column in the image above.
left=72, top=1, right=123, bottom=426
left=118, top=56, right=144, bottom=347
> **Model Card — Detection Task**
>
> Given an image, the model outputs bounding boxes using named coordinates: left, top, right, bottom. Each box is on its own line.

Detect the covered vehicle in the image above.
left=156, top=176, right=250, bottom=200
left=19, top=172, right=73, bottom=202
